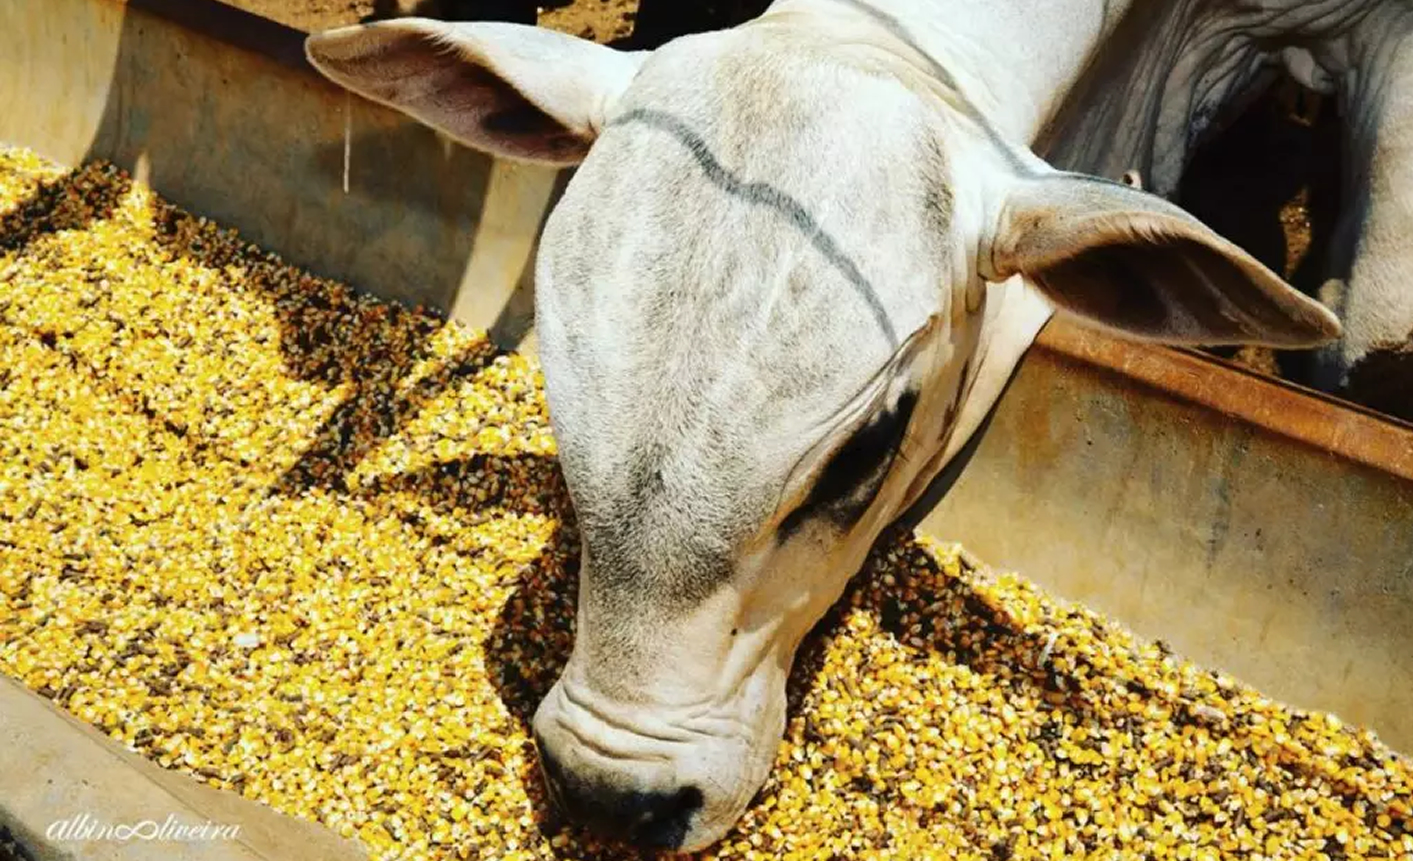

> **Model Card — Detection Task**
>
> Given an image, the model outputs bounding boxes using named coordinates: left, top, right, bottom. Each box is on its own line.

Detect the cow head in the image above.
left=306, top=12, right=1339, bottom=852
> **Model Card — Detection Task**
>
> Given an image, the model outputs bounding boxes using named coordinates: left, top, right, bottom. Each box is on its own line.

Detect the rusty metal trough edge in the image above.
left=1035, top=322, right=1413, bottom=482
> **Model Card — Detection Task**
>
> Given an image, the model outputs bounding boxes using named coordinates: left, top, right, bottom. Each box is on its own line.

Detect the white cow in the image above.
left=1038, top=0, right=1413, bottom=402
left=305, top=0, right=1341, bottom=850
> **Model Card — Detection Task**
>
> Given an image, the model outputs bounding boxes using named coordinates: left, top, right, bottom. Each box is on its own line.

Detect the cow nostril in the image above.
left=532, top=728, right=704, bottom=848
left=535, top=758, right=702, bottom=847
left=628, top=785, right=704, bottom=850
left=566, top=784, right=701, bottom=850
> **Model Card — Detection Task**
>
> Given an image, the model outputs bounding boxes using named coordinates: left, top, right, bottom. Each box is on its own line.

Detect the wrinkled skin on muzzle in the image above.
left=304, top=3, right=1340, bottom=852
left=529, top=582, right=797, bottom=849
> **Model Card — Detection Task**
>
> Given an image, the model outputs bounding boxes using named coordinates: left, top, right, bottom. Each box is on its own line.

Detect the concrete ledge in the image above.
left=0, top=0, right=564, bottom=347
left=0, top=677, right=367, bottom=861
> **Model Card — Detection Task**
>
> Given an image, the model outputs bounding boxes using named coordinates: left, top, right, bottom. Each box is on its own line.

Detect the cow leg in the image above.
left=1308, top=9, right=1413, bottom=417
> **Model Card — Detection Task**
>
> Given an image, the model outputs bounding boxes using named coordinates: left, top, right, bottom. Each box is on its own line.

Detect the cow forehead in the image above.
left=535, top=35, right=957, bottom=408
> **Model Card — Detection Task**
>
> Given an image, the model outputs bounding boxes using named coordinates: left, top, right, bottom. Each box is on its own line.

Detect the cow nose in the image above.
left=534, top=732, right=704, bottom=849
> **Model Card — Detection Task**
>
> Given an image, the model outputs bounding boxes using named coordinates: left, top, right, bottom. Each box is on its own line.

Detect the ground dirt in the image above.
left=226, top=0, right=372, bottom=34
left=218, top=0, right=730, bottom=45
left=221, top=0, right=1392, bottom=413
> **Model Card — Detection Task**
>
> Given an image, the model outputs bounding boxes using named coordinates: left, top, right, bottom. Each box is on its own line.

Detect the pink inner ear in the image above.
left=308, top=27, right=592, bottom=165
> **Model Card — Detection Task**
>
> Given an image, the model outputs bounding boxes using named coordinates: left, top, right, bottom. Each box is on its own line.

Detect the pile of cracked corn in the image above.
left=0, top=143, right=1409, bottom=861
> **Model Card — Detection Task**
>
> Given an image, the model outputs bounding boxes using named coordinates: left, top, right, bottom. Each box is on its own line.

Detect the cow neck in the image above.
left=753, top=0, right=1140, bottom=145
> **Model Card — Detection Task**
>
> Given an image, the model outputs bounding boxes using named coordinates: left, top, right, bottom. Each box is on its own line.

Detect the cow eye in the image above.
left=778, top=389, right=919, bottom=540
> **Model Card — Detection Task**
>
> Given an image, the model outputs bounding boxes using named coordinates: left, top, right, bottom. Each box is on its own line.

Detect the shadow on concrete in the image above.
left=304, top=124, right=495, bottom=223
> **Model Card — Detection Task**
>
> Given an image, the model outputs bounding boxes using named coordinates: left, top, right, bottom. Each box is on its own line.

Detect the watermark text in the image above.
left=46, top=812, right=241, bottom=843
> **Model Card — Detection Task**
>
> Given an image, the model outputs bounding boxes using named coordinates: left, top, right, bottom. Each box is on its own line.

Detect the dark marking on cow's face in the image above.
left=608, top=108, right=900, bottom=347
left=777, top=389, right=920, bottom=541
left=624, top=442, right=668, bottom=508
left=891, top=349, right=1029, bottom=536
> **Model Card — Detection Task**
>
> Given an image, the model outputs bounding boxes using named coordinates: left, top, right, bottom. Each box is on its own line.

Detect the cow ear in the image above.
left=305, top=20, right=647, bottom=165
left=986, top=172, right=1342, bottom=347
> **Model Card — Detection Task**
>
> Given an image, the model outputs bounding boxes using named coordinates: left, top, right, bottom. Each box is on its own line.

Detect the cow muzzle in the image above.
left=530, top=666, right=785, bottom=852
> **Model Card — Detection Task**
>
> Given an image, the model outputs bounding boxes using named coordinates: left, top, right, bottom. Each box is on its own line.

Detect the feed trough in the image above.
left=1, top=1, right=1409, bottom=859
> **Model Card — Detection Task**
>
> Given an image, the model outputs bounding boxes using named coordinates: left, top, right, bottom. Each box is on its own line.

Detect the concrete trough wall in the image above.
left=1, top=0, right=1411, bottom=857
left=919, top=325, right=1413, bottom=750
left=0, top=0, right=562, bottom=350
